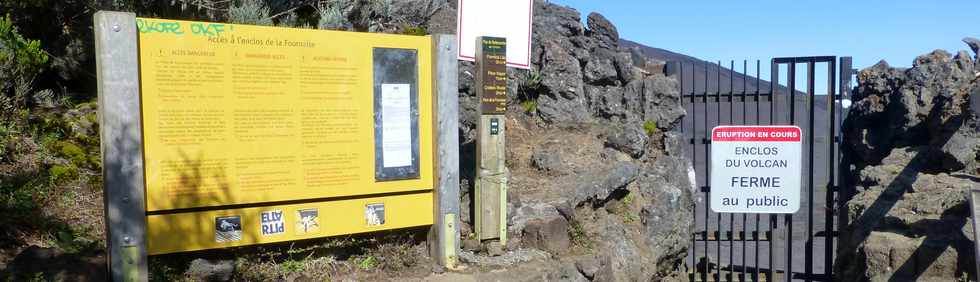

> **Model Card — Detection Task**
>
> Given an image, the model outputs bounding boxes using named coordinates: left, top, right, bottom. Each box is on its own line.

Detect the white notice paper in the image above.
left=457, top=0, right=534, bottom=69
left=709, top=126, right=802, bottom=214
left=381, top=84, right=412, bottom=168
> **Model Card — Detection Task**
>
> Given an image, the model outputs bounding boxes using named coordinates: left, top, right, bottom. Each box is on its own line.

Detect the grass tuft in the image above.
left=643, top=120, right=658, bottom=136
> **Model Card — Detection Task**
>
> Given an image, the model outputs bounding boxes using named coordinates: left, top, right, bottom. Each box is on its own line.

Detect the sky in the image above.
left=549, top=0, right=979, bottom=93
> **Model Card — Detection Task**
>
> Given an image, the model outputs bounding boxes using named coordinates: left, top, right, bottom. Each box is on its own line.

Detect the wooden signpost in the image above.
left=474, top=37, right=508, bottom=246
left=457, top=0, right=532, bottom=252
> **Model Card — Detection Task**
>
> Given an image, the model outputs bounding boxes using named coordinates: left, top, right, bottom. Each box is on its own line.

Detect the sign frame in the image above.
left=709, top=125, right=803, bottom=214
left=456, top=0, right=533, bottom=69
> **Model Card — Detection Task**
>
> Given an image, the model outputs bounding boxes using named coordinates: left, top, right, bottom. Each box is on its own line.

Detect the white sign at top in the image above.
left=457, top=0, right=534, bottom=69
left=710, top=126, right=802, bottom=214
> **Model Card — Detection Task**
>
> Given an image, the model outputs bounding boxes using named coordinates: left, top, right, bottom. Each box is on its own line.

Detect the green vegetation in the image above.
left=279, top=259, right=306, bottom=273
left=0, top=14, right=48, bottom=68
left=0, top=13, right=49, bottom=117
left=518, top=69, right=543, bottom=101
left=47, top=165, right=78, bottom=185
left=521, top=100, right=538, bottom=113
left=643, top=120, right=658, bottom=136
left=622, top=191, right=635, bottom=205
left=568, top=220, right=593, bottom=250
left=623, top=213, right=639, bottom=224
left=228, top=0, right=274, bottom=26
left=50, top=224, right=97, bottom=254
left=318, top=6, right=349, bottom=30
left=400, top=24, right=427, bottom=36
left=517, top=69, right=544, bottom=115
left=352, top=255, right=377, bottom=270
left=158, top=231, right=429, bottom=280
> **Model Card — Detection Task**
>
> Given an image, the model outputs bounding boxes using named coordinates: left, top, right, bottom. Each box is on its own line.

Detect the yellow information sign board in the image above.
left=136, top=18, right=434, bottom=254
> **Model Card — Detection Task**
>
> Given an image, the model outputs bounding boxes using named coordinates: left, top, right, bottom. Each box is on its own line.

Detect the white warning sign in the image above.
left=710, top=126, right=802, bottom=214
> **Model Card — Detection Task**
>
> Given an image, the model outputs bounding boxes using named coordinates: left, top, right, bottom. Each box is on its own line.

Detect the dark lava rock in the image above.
left=449, top=1, right=695, bottom=280
left=837, top=42, right=980, bottom=281
left=844, top=50, right=977, bottom=167
left=521, top=215, right=572, bottom=256
left=583, top=49, right=620, bottom=86
left=3, top=246, right=106, bottom=282
left=530, top=144, right=563, bottom=172
left=587, top=85, right=627, bottom=119
left=575, top=256, right=601, bottom=280
left=623, top=75, right=685, bottom=127
left=186, top=258, right=235, bottom=282
left=964, top=37, right=980, bottom=59
left=605, top=124, right=648, bottom=158
left=586, top=12, right=619, bottom=49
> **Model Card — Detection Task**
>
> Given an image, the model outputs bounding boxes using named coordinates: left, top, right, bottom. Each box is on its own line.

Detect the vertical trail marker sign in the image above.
left=710, top=126, right=802, bottom=214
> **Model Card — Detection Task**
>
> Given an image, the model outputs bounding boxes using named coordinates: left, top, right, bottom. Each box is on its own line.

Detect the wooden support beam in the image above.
left=429, top=34, right=461, bottom=268
left=94, top=11, right=149, bottom=282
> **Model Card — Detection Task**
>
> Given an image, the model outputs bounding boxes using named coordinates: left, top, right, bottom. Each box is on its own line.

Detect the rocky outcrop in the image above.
left=837, top=41, right=980, bottom=281
left=445, top=1, right=693, bottom=281
left=304, top=0, right=693, bottom=280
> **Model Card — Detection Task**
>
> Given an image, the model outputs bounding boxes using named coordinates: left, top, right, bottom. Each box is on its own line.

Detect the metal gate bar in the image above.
left=674, top=56, right=852, bottom=281
left=772, top=56, right=841, bottom=282
left=677, top=59, right=778, bottom=282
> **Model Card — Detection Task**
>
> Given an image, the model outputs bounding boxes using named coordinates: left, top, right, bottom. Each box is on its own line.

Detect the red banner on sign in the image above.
left=711, top=126, right=802, bottom=142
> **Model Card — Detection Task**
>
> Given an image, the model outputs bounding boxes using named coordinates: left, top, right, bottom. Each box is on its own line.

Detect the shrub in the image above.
left=228, top=0, right=274, bottom=26
left=368, top=0, right=392, bottom=20
left=318, top=6, right=350, bottom=30
left=0, top=13, right=48, bottom=118
left=0, top=13, right=48, bottom=68
left=518, top=69, right=543, bottom=101
left=400, top=24, right=427, bottom=36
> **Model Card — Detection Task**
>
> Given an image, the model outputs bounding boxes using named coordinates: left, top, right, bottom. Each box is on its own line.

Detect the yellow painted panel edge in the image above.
left=146, top=192, right=433, bottom=255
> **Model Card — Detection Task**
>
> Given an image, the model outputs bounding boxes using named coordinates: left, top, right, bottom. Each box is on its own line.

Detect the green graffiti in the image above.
left=136, top=19, right=184, bottom=35
left=136, top=19, right=228, bottom=37
left=190, top=22, right=226, bottom=36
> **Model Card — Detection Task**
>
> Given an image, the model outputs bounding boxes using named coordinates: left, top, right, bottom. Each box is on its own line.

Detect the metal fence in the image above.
left=669, top=57, right=854, bottom=282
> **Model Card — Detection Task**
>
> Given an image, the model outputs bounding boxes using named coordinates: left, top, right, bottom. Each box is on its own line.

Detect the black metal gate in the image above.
left=668, top=57, right=855, bottom=282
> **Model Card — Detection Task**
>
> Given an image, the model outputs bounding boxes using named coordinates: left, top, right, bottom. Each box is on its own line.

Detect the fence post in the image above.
left=429, top=34, right=460, bottom=268
left=94, top=11, right=149, bottom=282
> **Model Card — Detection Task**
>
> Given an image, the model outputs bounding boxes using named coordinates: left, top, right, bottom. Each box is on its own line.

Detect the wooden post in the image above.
left=430, top=34, right=461, bottom=268
left=474, top=37, right=508, bottom=246
left=94, top=11, right=148, bottom=281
